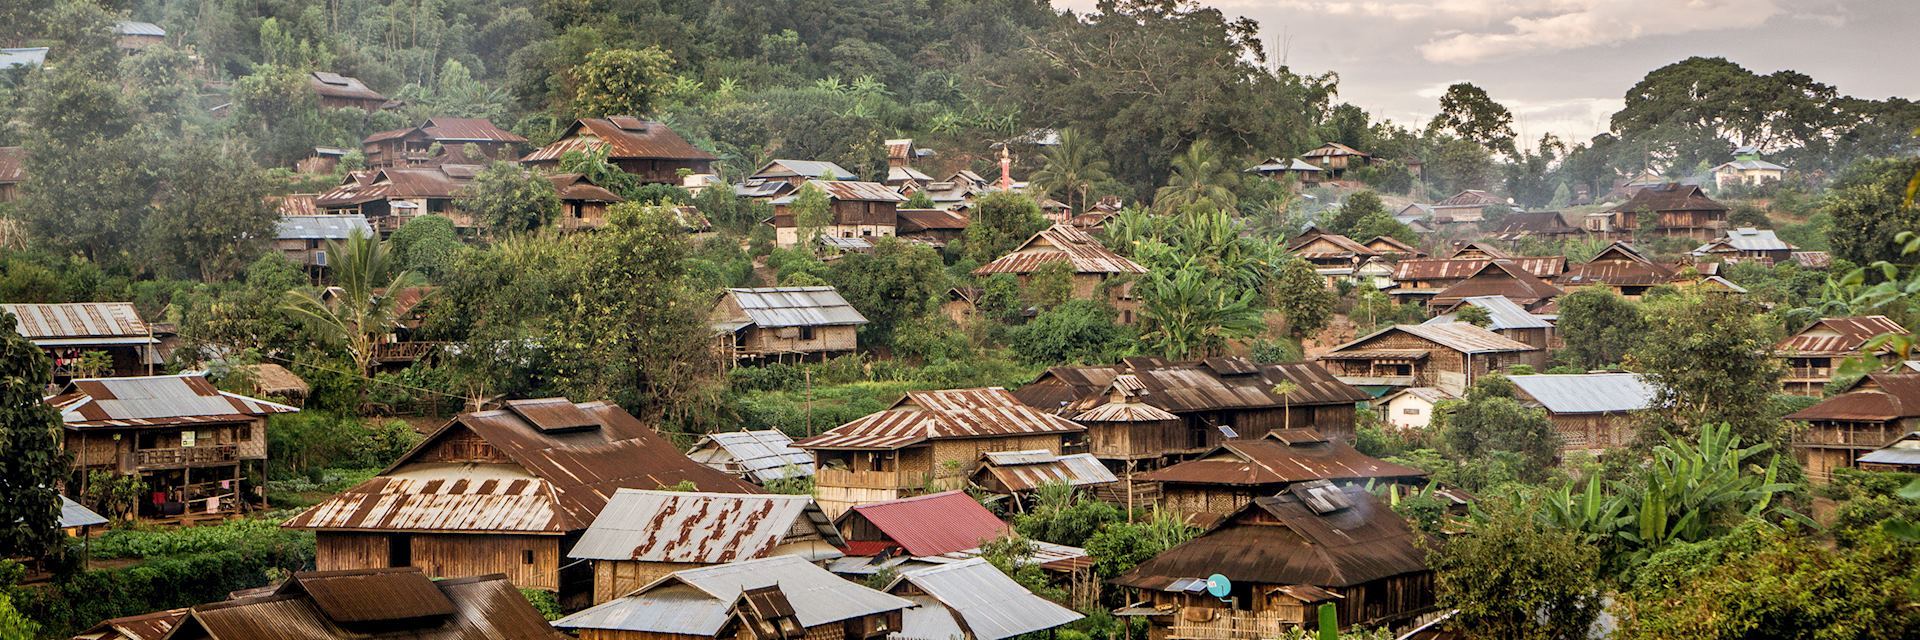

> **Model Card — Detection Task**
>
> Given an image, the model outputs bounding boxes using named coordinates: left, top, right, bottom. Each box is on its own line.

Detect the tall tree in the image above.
left=826, top=238, right=947, bottom=349
left=1633, top=292, right=1786, bottom=445
left=1325, top=191, right=1388, bottom=236
left=1441, top=375, right=1561, bottom=477
left=1271, top=256, right=1334, bottom=341
left=0, top=309, right=65, bottom=561
left=282, top=233, right=427, bottom=378
left=571, top=47, right=675, bottom=118
left=1137, top=267, right=1264, bottom=360
left=962, top=192, right=1049, bottom=264
left=1028, top=128, right=1111, bottom=213
left=1555, top=288, right=1647, bottom=369
left=459, top=162, right=563, bottom=236
left=141, top=142, right=277, bottom=281
left=1153, top=140, right=1237, bottom=211
left=1824, top=157, right=1920, bottom=267
left=1434, top=499, right=1603, bottom=640
left=1429, top=82, right=1516, bottom=154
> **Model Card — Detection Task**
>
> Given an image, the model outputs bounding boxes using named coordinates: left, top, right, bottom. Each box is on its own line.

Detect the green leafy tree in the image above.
left=1012, top=483, right=1124, bottom=547
left=1007, top=300, right=1130, bottom=365
left=790, top=183, right=833, bottom=251
left=1633, top=292, right=1786, bottom=444
left=903, top=191, right=936, bottom=209
left=1555, top=288, right=1646, bottom=369
left=962, top=192, right=1049, bottom=264
left=826, top=238, right=946, bottom=349
left=142, top=143, right=277, bottom=281
left=1154, top=140, right=1237, bottom=211
left=571, top=47, right=675, bottom=118
left=1271, top=256, right=1334, bottom=340
left=1022, top=260, right=1075, bottom=310
left=1440, top=376, right=1561, bottom=478
left=1325, top=191, right=1388, bottom=236
left=0, top=309, right=66, bottom=562
left=1824, top=157, right=1920, bottom=267
left=1029, top=128, right=1111, bottom=212
left=1137, top=267, right=1264, bottom=360
left=1455, top=304, right=1492, bottom=328
left=1083, top=510, right=1200, bottom=579
left=387, top=215, right=462, bottom=279
left=460, top=162, right=562, bottom=235
left=1429, top=82, right=1517, bottom=154
left=1433, top=498, right=1602, bottom=640
left=282, top=232, right=427, bottom=378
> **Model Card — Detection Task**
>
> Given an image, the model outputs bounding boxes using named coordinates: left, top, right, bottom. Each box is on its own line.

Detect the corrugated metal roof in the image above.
left=754, top=159, right=858, bottom=180
left=1137, top=431, right=1427, bottom=486
left=1392, top=256, right=1564, bottom=281
left=178, top=570, right=566, bottom=639
left=75, top=608, right=187, bottom=640
left=839, top=491, right=1011, bottom=557
left=307, top=71, right=386, bottom=101
left=570, top=489, right=843, bottom=562
left=1425, top=295, right=1553, bottom=330
left=1018, top=358, right=1368, bottom=417
left=1857, top=432, right=1920, bottom=466
left=50, top=374, right=297, bottom=429
left=1508, top=373, right=1658, bottom=415
left=721, top=287, right=869, bottom=329
left=1431, top=260, right=1564, bottom=307
left=795, top=388, right=1083, bottom=451
left=1303, top=142, right=1368, bottom=158
left=275, top=214, right=372, bottom=240
left=0, top=48, right=48, bottom=70
left=973, top=224, right=1147, bottom=275
left=1247, top=157, right=1322, bottom=173
left=1326, top=323, right=1534, bottom=357
left=770, top=179, right=906, bottom=204
left=114, top=21, right=166, bottom=37
left=1113, top=483, right=1426, bottom=591
left=292, top=568, right=458, bottom=623
left=1776, top=316, right=1908, bottom=356
left=555, top=556, right=911, bottom=635
left=1611, top=183, right=1727, bottom=213
left=4, top=302, right=150, bottom=341
left=1715, top=159, right=1787, bottom=172
left=1788, top=373, right=1920, bottom=422
left=522, top=118, right=715, bottom=164
left=284, top=400, right=757, bottom=534
left=887, top=558, right=1082, bottom=640
left=61, top=495, right=107, bottom=528
left=1791, top=251, right=1831, bottom=269
left=546, top=173, right=624, bottom=203
left=888, top=166, right=934, bottom=183
left=690, top=430, right=815, bottom=482
left=896, top=208, right=968, bottom=232
left=975, top=451, right=1118, bottom=492
left=1436, top=190, right=1499, bottom=207
left=1696, top=227, right=1792, bottom=253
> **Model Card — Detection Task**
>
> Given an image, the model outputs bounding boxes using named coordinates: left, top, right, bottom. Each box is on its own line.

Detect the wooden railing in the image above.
left=372, top=341, right=444, bottom=363
left=135, top=445, right=238, bottom=469
left=1795, top=425, right=1898, bottom=448
left=1166, top=611, right=1302, bottom=640
left=815, top=468, right=932, bottom=490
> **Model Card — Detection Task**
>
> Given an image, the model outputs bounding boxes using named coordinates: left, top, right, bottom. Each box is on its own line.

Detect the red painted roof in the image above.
left=840, top=491, right=1010, bottom=557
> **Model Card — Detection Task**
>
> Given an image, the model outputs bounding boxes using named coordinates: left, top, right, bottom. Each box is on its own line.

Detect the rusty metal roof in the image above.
left=973, top=224, right=1147, bottom=275
left=719, top=287, right=869, bottom=329
left=887, top=558, right=1083, bottom=640
left=1327, top=323, right=1536, bottom=356
left=1788, top=373, right=1920, bottom=422
left=794, top=388, right=1083, bottom=451
left=4, top=302, right=150, bottom=341
left=556, top=556, right=912, bottom=636
left=688, top=430, right=815, bottom=483
left=837, top=491, right=1011, bottom=557
left=1137, top=431, right=1427, bottom=486
left=569, top=489, right=843, bottom=562
left=173, top=569, right=566, bottom=639
left=770, top=179, right=906, bottom=204
left=1791, top=251, right=1831, bottom=269
left=522, top=117, right=715, bottom=164
left=1611, top=182, right=1727, bottom=213
left=1776, top=316, right=1908, bottom=356
left=1431, top=260, right=1564, bottom=307
left=1303, top=142, right=1368, bottom=158
left=753, top=159, right=858, bottom=181
left=1017, top=357, right=1369, bottom=417
left=1290, top=233, right=1373, bottom=256
left=308, top=71, right=387, bottom=102
left=50, top=374, right=298, bottom=429
left=1113, top=482, right=1427, bottom=591
left=897, top=208, right=968, bottom=232
left=316, top=165, right=477, bottom=206
left=974, top=451, right=1118, bottom=492
left=0, top=146, right=22, bottom=183
left=1392, top=256, right=1563, bottom=281
left=283, top=400, right=757, bottom=534
left=73, top=608, right=188, bottom=640
left=1435, top=190, right=1499, bottom=207
left=545, top=173, right=624, bottom=203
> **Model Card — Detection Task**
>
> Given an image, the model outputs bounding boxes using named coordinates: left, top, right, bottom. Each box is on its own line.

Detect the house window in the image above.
left=798, top=326, right=816, bottom=340
left=239, top=426, right=252, bottom=441
left=522, top=550, right=535, bottom=564
left=862, top=229, right=872, bottom=237
left=1403, top=408, right=1421, bottom=416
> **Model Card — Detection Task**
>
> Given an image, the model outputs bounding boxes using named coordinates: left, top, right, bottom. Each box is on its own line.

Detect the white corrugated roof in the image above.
left=1425, top=295, right=1553, bottom=330
left=724, top=287, right=869, bottom=328
left=694, top=430, right=815, bottom=482
left=555, top=556, right=912, bottom=635
left=276, top=214, right=373, bottom=240
left=887, top=558, right=1082, bottom=640
left=1508, top=373, right=1659, bottom=415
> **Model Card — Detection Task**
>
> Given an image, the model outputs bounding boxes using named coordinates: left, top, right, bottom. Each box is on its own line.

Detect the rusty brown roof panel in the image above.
left=1788, top=373, right=1920, bottom=422
left=1017, top=358, right=1367, bottom=417
left=568, top=489, right=842, bottom=562
left=897, top=208, right=968, bottom=232
left=1392, top=257, right=1563, bottom=281
left=1430, top=260, right=1564, bottom=307
left=419, top=117, right=526, bottom=143
left=1112, top=483, right=1426, bottom=590
left=795, top=388, right=1084, bottom=451
left=976, top=451, right=1118, bottom=491
left=1776, top=316, right=1908, bottom=356
left=1610, top=183, right=1727, bottom=213
left=522, top=118, right=715, bottom=164
left=973, top=224, right=1147, bottom=275
left=4, top=302, right=149, bottom=340
left=287, top=567, right=459, bottom=623
left=1137, top=433, right=1427, bottom=486
left=179, top=569, right=567, bottom=640
left=75, top=608, right=188, bottom=640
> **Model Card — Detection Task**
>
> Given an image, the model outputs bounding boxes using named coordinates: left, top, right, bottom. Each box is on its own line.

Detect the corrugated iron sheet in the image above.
left=1329, top=323, right=1534, bottom=356
left=308, top=71, right=386, bottom=101
left=1431, top=260, right=1563, bottom=306
left=1776, top=316, right=1908, bottom=356
left=282, top=473, right=564, bottom=533
left=889, top=558, right=1082, bottom=640
left=1113, top=483, right=1426, bottom=590
left=1507, top=373, right=1658, bottom=415
left=4, top=302, right=149, bottom=340
left=0, top=48, right=48, bottom=70
left=1017, top=358, right=1368, bottom=417
left=419, top=117, right=525, bottom=143
left=60, top=495, right=107, bottom=528
left=1788, top=373, right=1920, bottom=422
left=692, top=430, right=815, bottom=482
left=897, top=209, right=967, bottom=232
left=1303, top=142, right=1367, bottom=158
left=114, top=21, right=166, bottom=36
left=51, top=374, right=297, bottom=429
left=840, top=491, right=1010, bottom=557
left=1138, top=432, right=1427, bottom=486
left=977, top=451, right=1118, bottom=491
left=275, top=215, right=372, bottom=240
left=568, top=489, right=843, bottom=562
left=545, top=173, right=624, bottom=203
left=184, top=570, right=565, bottom=639
left=522, top=118, right=715, bottom=164
left=556, top=556, right=911, bottom=635
left=1425, top=295, right=1552, bottom=330
left=76, top=608, right=188, bottom=640
left=1393, top=256, right=1564, bottom=281
left=973, top=224, right=1147, bottom=275
left=1857, top=432, right=1920, bottom=466
left=1435, top=190, right=1499, bottom=207
left=1612, top=183, right=1727, bottom=213
left=754, top=159, right=857, bottom=180
left=794, top=388, right=1083, bottom=451
left=770, top=179, right=905, bottom=204
left=723, top=287, right=869, bottom=328
left=293, top=568, right=458, bottom=623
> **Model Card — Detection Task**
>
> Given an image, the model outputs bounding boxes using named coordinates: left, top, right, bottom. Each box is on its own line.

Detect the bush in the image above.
left=267, top=412, right=421, bottom=481
left=1005, top=301, right=1131, bottom=365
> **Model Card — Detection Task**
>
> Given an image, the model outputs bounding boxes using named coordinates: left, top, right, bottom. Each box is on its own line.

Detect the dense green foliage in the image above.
left=0, top=310, right=64, bottom=562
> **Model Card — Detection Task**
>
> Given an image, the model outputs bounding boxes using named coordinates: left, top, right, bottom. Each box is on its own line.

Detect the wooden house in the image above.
left=3, top=303, right=158, bottom=381
left=548, top=173, right=627, bottom=231
left=895, top=208, right=969, bottom=248
left=1245, top=158, right=1324, bottom=185
left=794, top=388, right=1084, bottom=517
left=52, top=374, right=297, bottom=521
left=884, top=139, right=936, bottom=187
left=1857, top=431, right=1920, bottom=473
left=768, top=180, right=906, bottom=248
left=826, top=491, right=1093, bottom=582
left=1428, top=260, right=1564, bottom=311
left=1597, top=183, right=1728, bottom=240
left=569, top=490, right=844, bottom=604
left=686, top=430, right=817, bottom=485
left=1424, top=295, right=1555, bottom=366
left=361, top=118, right=526, bottom=168
left=112, top=21, right=166, bottom=54
left=1555, top=242, right=1680, bottom=299
left=282, top=398, right=757, bottom=605
left=315, top=165, right=481, bottom=233
left=887, top=558, right=1083, bottom=640
left=1776, top=316, right=1910, bottom=396
left=307, top=71, right=390, bottom=111
left=1787, top=373, right=1920, bottom=482
left=521, top=117, right=716, bottom=184
left=157, top=568, right=566, bottom=640
left=1317, top=323, right=1538, bottom=395
left=1507, top=373, right=1659, bottom=453
left=1288, top=233, right=1378, bottom=284
left=272, top=215, right=374, bottom=273
left=1114, top=481, right=1434, bottom=636
left=1692, top=227, right=1795, bottom=265
left=968, top=450, right=1118, bottom=502
left=295, top=147, right=349, bottom=175
left=0, top=146, right=22, bottom=202
left=1361, top=235, right=1423, bottom=258
left=1386, top=256, right=1563, bottom=307
left=711, top=287, right=868, bottom=362
left=1712, top=147, right=1786, bottom=189
left=1483, top=211, right=1579, bottom=240
left=972, top=224, right=1149, bottom=324
left=1429, top=190, right=1501, bottom=223
left=753, top=159, right=860, bottom=187
left=1016, top=356, right=1371, bottom=461
left=1301, top=143, right=1369, bottom=178
left=554, top=555, right=912, bottom=640
left=1374, top=387, right=1453, bottom=430
left=70, top=608, right=187, bottom=640
left=1137, top=430, right=1428, bottom=524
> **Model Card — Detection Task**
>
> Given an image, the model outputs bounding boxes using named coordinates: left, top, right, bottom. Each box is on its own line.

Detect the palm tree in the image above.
left=1271, top=380, right=1300, bottom=430
left=1028, top=128, right=1111, bottom=213
left=1154, top=140, right=1238, bottom=212
left=1137, top=266, right=1265, bottom=360
left=283, top=231, right=428, bottom=379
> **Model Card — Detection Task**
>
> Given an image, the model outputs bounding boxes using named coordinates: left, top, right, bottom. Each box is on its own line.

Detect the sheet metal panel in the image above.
left=726, top=287, right=870, bottom=328
left=891, top=559, right=1082, bottom=640
left=1508, top=374, right=1658, bottom=415
left=697, top=430, right=816, bottom=481
left=569, top=489, right=841, bottom=562
left=557, top=556, right=911, bottom=634
left=973, top=225, right=1147, bottom=275
left=275, top=215, right=372, bottom=241
left=796, top=388, right=1083, bottom=451
left=4, top=302, right=149, bottom=340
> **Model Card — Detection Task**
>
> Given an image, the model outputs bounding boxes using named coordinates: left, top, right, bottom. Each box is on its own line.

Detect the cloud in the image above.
left=1417, top=0, right=1784, bottom=64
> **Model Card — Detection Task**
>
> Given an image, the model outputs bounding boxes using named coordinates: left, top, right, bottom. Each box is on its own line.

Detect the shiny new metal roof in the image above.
left=1857, top=432, right=1920, bottom=467
left=569, top=489, right=843, bottom=562
left=721, top=287, right=869, bottom=328
left=1508, top=373, right=1659, bottom=415
left=887, top=558, right=1082, bottom=640
left=114, top=21, right=166, bottom=36
left=61, top=496, right=107, bottom=529
left=50, top=374, right=298, bottom=429
left=555, top=556, right=911, bottom=635
left=0, top=48, right=48, bottom=69
left=689, top=430, right=816, bottom=482
left=1424, top=295, right=1553, bottom=330
left=276, top=214, right=372, bottom=240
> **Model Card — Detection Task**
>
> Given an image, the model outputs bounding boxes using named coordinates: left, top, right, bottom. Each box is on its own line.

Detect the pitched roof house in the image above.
left=973, top=224, right=1148, bottom=323
left=1712, top=147, right=1787, bottom=189
left=1114, top=482, right=1434, bottom=632
left=1386, top=256, right=1564, bottom=305
left=283, top=398, right=756, bottom=601
left=569, top=489, right=844, bottom=603
left=3, top=302, right=158, bottom=380
left=1317, top=323, right=1538, bottom=395
left=1301, top=142, right=1370, bottom=177
left=159, top=568, right=566, bottom=640
left=711, top=286, right=869, bottom=361
left=968, top=450, right=1118, bottom=498
left=1693, top=227, right=1795, bottom=264
left=361, top=118, right=526, bottom=168
left=1483, top=211, right=1579, bottom=239
left=307, top=71, right=390, bottom=111
left=887, top=558, right=1083, bottom=640
left=1555, top=242, right=1680, bottom=299
left=520, top=117, right=716, bottom=184
left=795, top=389, right=1084, bottom=516
left=1429, top=190, right=1501, bottom=223
left=1788, top=373, right=1920, bottom=482
left=315, top=164, right=483, bottom=230
left=828, top=491, right=1091, bottom=576
left=685, top=430, right=816, bottom=484
left=1246, top=157, right=1324, bottom=185
left=1776, top=316, right=1911, bottom=396
left=555, top=555, right=913, bottom=640
left=70, top=608, right=187, bottom=640
left=1508, top=373, right=1659, bottom=452
left=1425, top=295, right=1555, bottom=365
left=1598, top=183, right=1729, bottom=240
left=1427, top=260, right=1565, bottom=311
left=768, top=180, right=907, bottom=248
left=1138, top=430, right=1428, bottom=524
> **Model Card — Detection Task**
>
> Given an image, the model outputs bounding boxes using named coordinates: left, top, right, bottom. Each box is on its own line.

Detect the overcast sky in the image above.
left=1055, top=0, right=1917, bottom=149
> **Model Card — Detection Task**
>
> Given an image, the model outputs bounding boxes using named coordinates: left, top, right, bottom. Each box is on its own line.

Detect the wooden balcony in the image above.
left=815, top=468, right=933, bottom=491
left=135, top=444, right=238, bottom=469
left=1166, top=610, right=1303, bottom=640
left=372, top=341, right=444, bottom=363
left=1794, top=423, right=1900, bottom=449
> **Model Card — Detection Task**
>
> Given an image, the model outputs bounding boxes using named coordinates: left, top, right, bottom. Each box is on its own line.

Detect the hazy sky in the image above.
left=1054, top=0, right=1917, bottom=148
